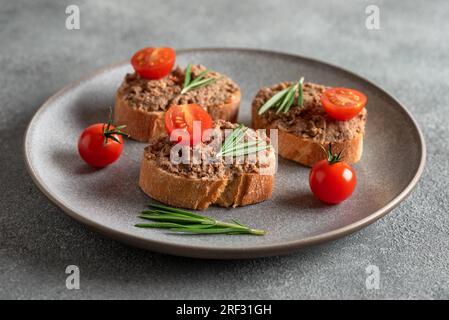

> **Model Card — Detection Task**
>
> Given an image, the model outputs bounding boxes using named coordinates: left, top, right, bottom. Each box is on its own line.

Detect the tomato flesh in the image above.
left=165, top=104, right=213, bottom=146
left=131, top=47, right=176, bottom=80
left=78, top=124, right=124, bottom=168
left=309, top=159, right=356, bottom=204
left=320, top=87, right=367, bottom=121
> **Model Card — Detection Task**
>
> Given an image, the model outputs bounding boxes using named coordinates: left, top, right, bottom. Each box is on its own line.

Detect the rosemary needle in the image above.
left=257, top=87, right=290, bottom=115
left=181, top=64, right=218, bottom=94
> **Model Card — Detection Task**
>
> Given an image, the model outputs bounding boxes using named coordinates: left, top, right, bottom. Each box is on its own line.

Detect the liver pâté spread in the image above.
left=145, top=120, right=273, bottom=179
left=252, top=82, right=367, bottom=143
left=119, top=65, right=239, bottom=112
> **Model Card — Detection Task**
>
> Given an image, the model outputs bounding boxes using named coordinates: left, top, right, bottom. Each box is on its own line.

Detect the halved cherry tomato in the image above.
left=320, top=87, right=367, bottom=121
left=131, top=47, right=176, bottom=80
left=309, top=145, right=356, bottom=204
left=165, top=104, right=213, bottom=146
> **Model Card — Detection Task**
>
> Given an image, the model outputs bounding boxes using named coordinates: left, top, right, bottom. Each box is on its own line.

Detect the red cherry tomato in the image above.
left=131, top=47, right=176, bottom=80
left=320, top=87, right=367, bottom=121
left=309, top=145, right=357, bottom=204
left=165, top=104, right=213, bottom=146
left=78, top=123, right=124, bottom=168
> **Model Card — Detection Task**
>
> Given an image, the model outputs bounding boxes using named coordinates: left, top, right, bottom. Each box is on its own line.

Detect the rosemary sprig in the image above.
left=102, top=108, right=128, bottom=144
left=181, top=64, right=218, bottom=94
left=258, top=77, right=305, bottom=115
left=215, top=124, right=270, bottom=158
left=135, top=204, right=266, bottom=236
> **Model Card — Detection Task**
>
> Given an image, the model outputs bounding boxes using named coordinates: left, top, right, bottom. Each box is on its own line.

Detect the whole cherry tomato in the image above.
left=78, top=111, right=128, bottom=168
left=309, top=144, right=357, bottom=204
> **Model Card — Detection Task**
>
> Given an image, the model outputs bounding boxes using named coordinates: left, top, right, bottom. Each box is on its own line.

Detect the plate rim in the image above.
left=23, top=47, right=427, bottom=259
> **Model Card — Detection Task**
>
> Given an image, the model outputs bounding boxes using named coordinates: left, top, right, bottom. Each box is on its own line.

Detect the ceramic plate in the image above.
left=24, top=49, right=426, bottom=259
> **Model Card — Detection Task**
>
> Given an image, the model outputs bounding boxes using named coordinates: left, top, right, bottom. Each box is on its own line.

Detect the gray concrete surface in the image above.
left=0, top=0, right=448, bottom=299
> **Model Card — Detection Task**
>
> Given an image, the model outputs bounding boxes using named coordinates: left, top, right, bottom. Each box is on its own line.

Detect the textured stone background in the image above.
left=0, top=0, right=448, bottom=299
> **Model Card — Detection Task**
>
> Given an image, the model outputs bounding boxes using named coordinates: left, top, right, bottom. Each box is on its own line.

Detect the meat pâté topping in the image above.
left=145, top=120, right=274, bottom=179
left=119, top=65, right=239, bottom=112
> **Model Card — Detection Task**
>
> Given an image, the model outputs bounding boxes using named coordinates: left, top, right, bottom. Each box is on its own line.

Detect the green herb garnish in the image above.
left=102, top=107, right=128, bottom=144
left=258, top=77, right=304, bottom=115
left=215, top=124, right=270, bottom=158
left=135, top=204, right=266, bottom=236
left=181, top=64, right=218, bottom=94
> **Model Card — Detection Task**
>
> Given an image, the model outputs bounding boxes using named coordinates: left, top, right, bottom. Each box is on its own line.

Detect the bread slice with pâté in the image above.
left=252, top=81, right=367, bottom=167
left=139, top=120, right=276, bottom=210
left=115, top=65, right=241, bottom=142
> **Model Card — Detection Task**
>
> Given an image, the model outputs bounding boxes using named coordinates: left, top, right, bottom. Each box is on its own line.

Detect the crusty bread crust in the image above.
left=252, top=103, right=364, bottom=167
left=138, top=148, right=275, bottom=210
left=114, top=90, right=166, bottom=142
left=114, top=89, right=241, bottom=142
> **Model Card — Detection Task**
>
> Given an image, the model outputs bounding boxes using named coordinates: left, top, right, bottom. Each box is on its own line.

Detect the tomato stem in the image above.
left=322, top=143, right=343, bottom=164
left=102, top=107, right=128, bottom=145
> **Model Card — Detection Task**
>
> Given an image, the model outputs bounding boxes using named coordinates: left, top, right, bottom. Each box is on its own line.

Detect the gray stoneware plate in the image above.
left=24, top=48, right=426, bottom=259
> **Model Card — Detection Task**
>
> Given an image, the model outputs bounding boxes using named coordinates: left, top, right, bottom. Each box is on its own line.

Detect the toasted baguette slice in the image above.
left=251, top=82, right=366, bottom=167
left=139, top=121, right=276, bottom=210
left=139, top=155, right=274, bottom=210
left=114, top=66, right=241, bottom=142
